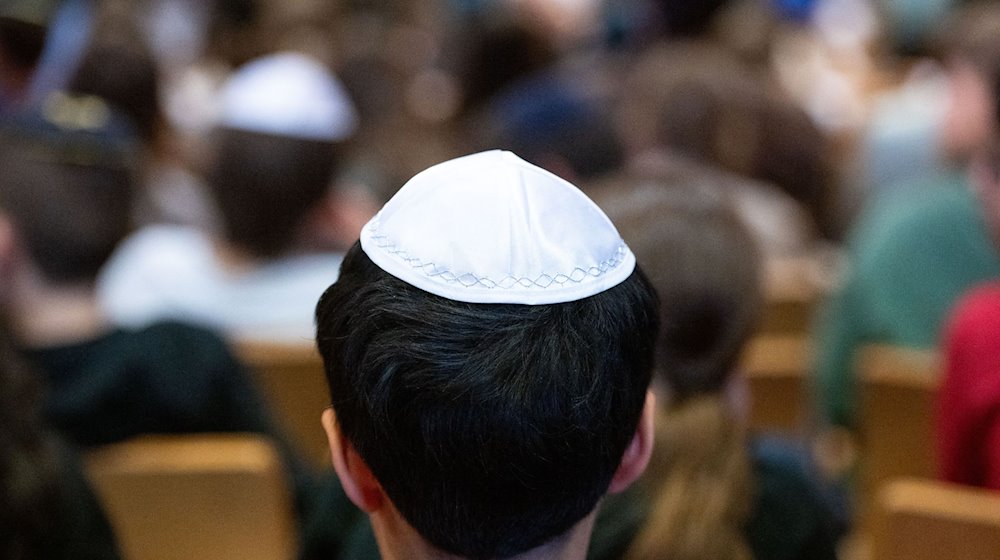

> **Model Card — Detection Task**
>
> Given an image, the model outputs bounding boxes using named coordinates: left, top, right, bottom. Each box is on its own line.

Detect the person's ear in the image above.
left=0, top=213, right=20, bottom=285
left=608, top=390, right=656, bottom=494
left=322, top=407, right=385, bottom=512
left=0, top=214, right=16, bottom=260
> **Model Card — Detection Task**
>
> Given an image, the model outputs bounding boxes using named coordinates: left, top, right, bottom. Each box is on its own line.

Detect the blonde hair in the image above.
left=627, top=397, right=753, bottom=560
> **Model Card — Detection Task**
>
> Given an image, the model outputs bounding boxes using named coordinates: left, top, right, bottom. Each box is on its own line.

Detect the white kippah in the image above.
left=216, top=51, right=358, bottom=141
left=360, top=150, right=636, bottom=304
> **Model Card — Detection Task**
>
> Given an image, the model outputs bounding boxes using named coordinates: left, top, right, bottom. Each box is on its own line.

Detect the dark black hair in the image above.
left=69, top=38, right=162, bottom=144
left=457, top=17, right=558, bottom=116
left=316, top=242, right=659, bottom=559
left=652, top=0, right=732, bottom=37
left=0, top=17, right=46, bottom=70
left=207, top=128, right=337, bottom=258
left=0, top=95, right=137, bottom=283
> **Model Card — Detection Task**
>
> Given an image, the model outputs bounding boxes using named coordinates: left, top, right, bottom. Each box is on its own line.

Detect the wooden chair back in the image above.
left=740, top=334, right=811, bottom=436
left=759, top=253, right=829, bottom=335
left=873, top=478, right=1000, bottom=560
left=85, top=434, right=297, bottom=560
left=236, top=341, right=331, bottom=469
left=858, top=345, right=940, bottom=521
left=740, top=253, right=830, bottom=436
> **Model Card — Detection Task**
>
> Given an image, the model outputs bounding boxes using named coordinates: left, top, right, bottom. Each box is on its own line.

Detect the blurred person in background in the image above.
left=68, top=19, right=219, bottom=229
left=936, top=71, right=1000, bottom=492
left=0, top=93, right=366, bottom=558
left=587, top=176, right=840, bottom=560
left=0, top=319, right=121, bottom=560
left=853, top=2, right=1000, bottom=211
left=0, top=92, right=275, bottom=457
left=458, top=13, right=625, bottom=186
left=811, top=0, right=1000, bottom=505
left=98, top=51, right=377, bottom=343
left=616, top=39, right=839, bottom=243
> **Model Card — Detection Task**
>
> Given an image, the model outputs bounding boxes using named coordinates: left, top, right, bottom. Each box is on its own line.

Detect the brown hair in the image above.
left=601, top=176, right=763, bottom=560
left=629, top=399, right=753, bottom=560
left=619, top=41, right=836, bottom=239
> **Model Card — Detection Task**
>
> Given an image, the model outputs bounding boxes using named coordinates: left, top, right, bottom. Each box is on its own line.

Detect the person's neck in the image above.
left=10, top=271, right=110, bottom=347
left=371, top=505, right=597, bottom=560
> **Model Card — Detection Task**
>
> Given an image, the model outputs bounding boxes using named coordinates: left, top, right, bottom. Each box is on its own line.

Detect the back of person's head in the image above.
left=455, top=13, right=559, bottom=118
left=68, top=33, right=162, bottom=145
left=0, top=92, right=138, bottom=284
left=651, top=0, right=733, bottom=37
left=208, top=128, right=338, bottom=257
left=209, top=51, right=358, bottom=258
left=600, top=177, right=763, bottom=560
left=206, top=0, right=265, bottom=67
left=620, top=41, right=836, bottom=239
left=607, top=179, right=763, bottom=400
left=474, top=76, right=625, bottom=184
left=316, top=151, right=658, bottom=559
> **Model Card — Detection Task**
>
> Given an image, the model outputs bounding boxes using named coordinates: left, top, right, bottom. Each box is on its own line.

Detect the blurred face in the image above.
left=971, top=140, right=1000, bottom=250
left=942, top=60, right=994, bottom=161
left=514, top=0, right=601, bottom=46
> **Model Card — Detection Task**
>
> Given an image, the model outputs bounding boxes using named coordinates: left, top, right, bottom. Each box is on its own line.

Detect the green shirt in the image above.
left=813, top=172, right=1000, bottom=428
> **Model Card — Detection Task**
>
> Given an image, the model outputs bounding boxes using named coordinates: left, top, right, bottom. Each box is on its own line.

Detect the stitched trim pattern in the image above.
left=368, top=229, right=629, bottom=291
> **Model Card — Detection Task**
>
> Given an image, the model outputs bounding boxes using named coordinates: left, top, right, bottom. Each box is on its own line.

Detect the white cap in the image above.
left=216, top=51, right=358, bottom=141
left=360, top=150, right=635, bottom=304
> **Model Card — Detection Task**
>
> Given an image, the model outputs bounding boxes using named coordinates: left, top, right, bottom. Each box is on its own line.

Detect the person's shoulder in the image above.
left=101, top=224, right=217, bottom=287
left=111, top=321, right=240, bottom=373
left=747, top=437, right=841, bottom=560
left=946, top=281, right=1000, bottom=347
left=954, top=281, right=1000, bottom=316
left=112, top=224, right=213, bottom=261
left=128, top=320, right=233, bottom=353
left=98, top=225, right=223, bottom=326
left=855, top=172, right=974, bottom=241
left=847, top=172, right=988, bottom=273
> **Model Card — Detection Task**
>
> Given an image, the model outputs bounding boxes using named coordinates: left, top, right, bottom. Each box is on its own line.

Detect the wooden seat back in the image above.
left=873, top=478, right=1000, bottom=560
left=858, top=345, right=940, bottom=522
left=85, top=434, right=297, bottom=560
left=236, top=341, right=331, bottom=469
left=741, top=334, right=810, bottom=436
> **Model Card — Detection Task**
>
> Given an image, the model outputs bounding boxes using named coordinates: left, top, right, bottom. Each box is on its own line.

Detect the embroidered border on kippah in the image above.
left=367, top=218, right=629, bottom=291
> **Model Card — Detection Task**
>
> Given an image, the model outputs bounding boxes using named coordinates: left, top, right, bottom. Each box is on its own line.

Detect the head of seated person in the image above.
left=604, top=178, right=835, bottom=559
left=607, top=179, right=764, bottom=402
left=315, top=150, right=659, bottom=560
left=0, top=91, right=137, bottom=289
left=207, top=51, right=360, bottom=260
left=0, top=92, right=137, bottom=345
